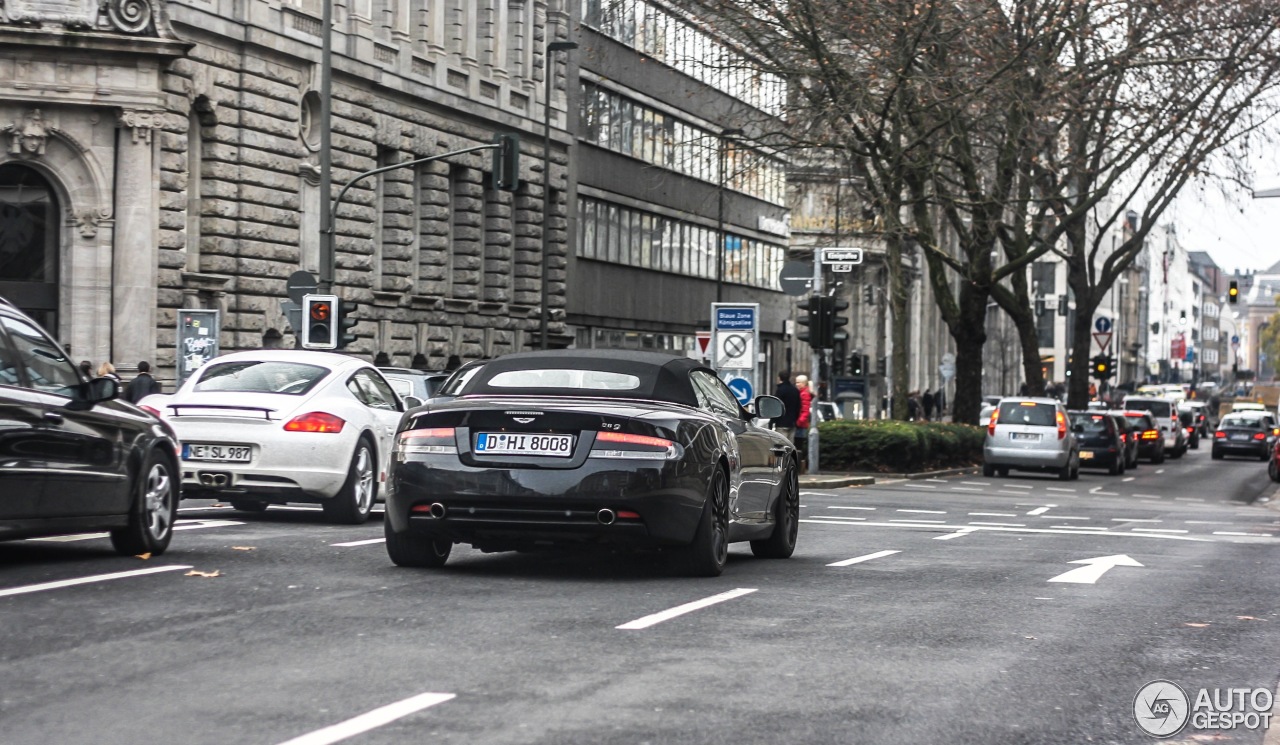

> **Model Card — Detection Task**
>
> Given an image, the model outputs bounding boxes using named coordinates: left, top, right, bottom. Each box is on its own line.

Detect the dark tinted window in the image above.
left=997, top=401, right=1057, bottom=427
left=1126, top=399, right=1172, bottom=418
left=194, top=361, right=328, bottom=395
left=1220, top=415, right=1265, bottom=429
left=1, top=314, right=80, bottom=395
left=1070, top=413, right=1111, bottom=434
left=1125, top=414, right=1155, bottom=430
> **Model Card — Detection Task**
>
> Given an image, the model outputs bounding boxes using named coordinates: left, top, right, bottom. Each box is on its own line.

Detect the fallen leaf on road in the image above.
left=1024, top=636, right=1036, bottom=640
left=1236, top=616, right=1265, bottom=621
left=135, top=553, right=151, bottom=560
left=231, top=546, right=256, bottom=551
left=185, top=570, right=221, bottom=578
left=1184, top=623, right=1210, bottom=628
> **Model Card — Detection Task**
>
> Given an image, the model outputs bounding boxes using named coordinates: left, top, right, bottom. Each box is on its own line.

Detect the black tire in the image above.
left=997, top=467, right=1009, bottom=477
left=752, top=462, right=798, bottom=559
left=1058, top=464, right=1072, bottom=481
left=1170, top=445, right=1185, bottom=459
left=1261, top=451, right=1271, bottom=463
left=1108, top=458, right=1122, bottom=476
left=230, top=500, right=269, bottom=513
left=672, top=468, right=730, bottom=577
left=324, top=438, right=376, bottom=525
left=384, top=516, right=452, bottom=567
left=1153, top=445, right=1165, bottom=464
left=1269, top=458, right=1280, bottom=483
left=983, top=463, right=996, bottom=477
left=1189, top=435, right=1199, bottom=450
left=110, top=450, right=179, bottom=557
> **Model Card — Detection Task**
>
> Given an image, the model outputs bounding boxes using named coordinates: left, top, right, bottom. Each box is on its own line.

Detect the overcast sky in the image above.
left=1166, top=182, right=1280, bottom=275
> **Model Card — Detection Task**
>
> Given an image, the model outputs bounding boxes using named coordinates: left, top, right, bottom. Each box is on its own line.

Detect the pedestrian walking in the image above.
left=123, top=361, right=162, bottom=403
left=79, top=360, right=93, bottom=379
left=772, top=371, right=801, bottom=442
left=97, top=362, right=121, bottom=382
left=795, top=374, right=813, bottom=467
left=907, top=391, right=921, bottom=421
left=922, top=389, right=936, bottom=421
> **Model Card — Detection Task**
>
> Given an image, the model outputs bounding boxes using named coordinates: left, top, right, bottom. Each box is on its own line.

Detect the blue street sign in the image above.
left=1094, top=316, right=1112, bottom=333
left=726, top=376, right=753, bottom=406
left=1232, top=335, right=1240, bottom=345
left=715, top=307, right=757, bottom=330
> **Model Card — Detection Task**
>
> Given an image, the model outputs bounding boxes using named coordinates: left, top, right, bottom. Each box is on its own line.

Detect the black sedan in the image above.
left=383, top=350, right=799, bottom=577
left=0, top=297, right=181, bottom=555
left=1212, top=412, right=1280, bottom=461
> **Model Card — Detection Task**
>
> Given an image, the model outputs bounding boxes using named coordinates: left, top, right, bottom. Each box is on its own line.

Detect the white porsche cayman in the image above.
left=140, top=350, right=407, bottom=523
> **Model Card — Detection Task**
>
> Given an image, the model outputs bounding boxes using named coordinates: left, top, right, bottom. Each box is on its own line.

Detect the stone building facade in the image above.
left=0, top=0, right=573, bottom=382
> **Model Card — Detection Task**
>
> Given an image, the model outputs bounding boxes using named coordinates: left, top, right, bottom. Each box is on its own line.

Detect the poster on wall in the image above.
left=176, top=309, right=220, bottom=385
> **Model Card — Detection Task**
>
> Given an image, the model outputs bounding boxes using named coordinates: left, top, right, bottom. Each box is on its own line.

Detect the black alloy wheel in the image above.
left=673, top=468, right=730, bottom=577
left=752, top=461, right=799, bottom=559
left=384, top=517, right=452, bottom=568
left=110, top=450, right=179, bottom=557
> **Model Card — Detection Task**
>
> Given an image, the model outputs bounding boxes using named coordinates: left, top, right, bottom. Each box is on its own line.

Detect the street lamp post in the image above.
left=539, top=39, right=578, bottom=350
left=715, top=128, right=744, bottom=304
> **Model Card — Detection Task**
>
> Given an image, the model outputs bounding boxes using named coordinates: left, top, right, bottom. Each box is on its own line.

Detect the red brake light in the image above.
left=1120, top=433, right=1127, bottom=442
left=1215, top=431, right=1227, bottom=439
left=284, top=412, right=346, bottom=433
left=596, top=431, right=675, bottom=449
left=616, top=510, right=641, bottom=520
left=139, top=405, right=161, bottom=417
left=1056, top=411, right=1067, bottom=440
left=398, top=428, right=455, bottom=441
left=1254, top=432, right=1266, bottom=441
left=988, top=410, right=999, bottom=436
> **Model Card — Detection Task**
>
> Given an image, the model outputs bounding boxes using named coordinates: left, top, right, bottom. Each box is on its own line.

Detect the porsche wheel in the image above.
left=324, top=438, right=376, bottom=525
left=752, top=461, right=798, bottom=559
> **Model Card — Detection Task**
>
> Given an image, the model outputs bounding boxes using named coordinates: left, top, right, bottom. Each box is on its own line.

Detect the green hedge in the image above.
left=815, top=420, right=985, bottom=473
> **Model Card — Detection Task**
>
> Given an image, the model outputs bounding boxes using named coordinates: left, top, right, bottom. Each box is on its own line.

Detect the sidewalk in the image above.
left=798, top=465, right=979, bottom=489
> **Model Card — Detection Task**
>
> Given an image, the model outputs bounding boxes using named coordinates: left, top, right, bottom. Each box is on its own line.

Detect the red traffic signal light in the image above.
left=309, top=301, right=331, bottom=321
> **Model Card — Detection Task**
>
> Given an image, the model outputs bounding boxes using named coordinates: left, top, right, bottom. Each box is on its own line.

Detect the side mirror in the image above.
left=85, top=376, right=118, bottom=404
left=403, top=395, right=424, bottom=410
left=754, top=395, right=785, bottom=420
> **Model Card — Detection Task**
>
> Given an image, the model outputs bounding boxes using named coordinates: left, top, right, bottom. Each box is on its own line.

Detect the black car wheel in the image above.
left=324, top=438, right=376, bottom=525
left=110, top=450, right=178, bottom=557
left=1261, top=450, right=1271, bottom=463
left=230, top=500, right=269, bottom=513
left=1269, top=458, right=1280, bottom=483
left=384, top=516, right=452, bottom=568
left=673, top=468, right=730, bottom=577
left=752, top=461, right=798, bottom=559
left=983, top=463, right=996, bottom=478
left=1153, top=444, right=1165, bottom=464
left=1108, top=458, right=1122, bottom=476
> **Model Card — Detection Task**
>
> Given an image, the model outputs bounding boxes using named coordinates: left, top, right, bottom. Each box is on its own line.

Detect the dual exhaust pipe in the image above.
left=199, top=472, right=229, bottom=487
left=420, top=503, right=617, bottom=525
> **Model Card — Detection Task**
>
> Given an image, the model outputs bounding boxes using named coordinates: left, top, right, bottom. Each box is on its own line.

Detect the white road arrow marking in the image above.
left=1047, top=554, right=1143, bottom=584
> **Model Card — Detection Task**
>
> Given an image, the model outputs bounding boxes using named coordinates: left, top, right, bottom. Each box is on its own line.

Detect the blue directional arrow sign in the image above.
left=1094, top=316, right=1112, bottom=333
left=726, top=376, right=753, bottom=406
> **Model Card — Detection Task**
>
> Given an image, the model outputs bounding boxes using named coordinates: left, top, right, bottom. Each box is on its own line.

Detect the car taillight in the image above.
left=1142, top=430, right=1159, bottom=440
left=396, top=427, right=457, bottom=455
left=1215, top=431, right=1227, bottom=439
left=1186, top=427, right=1194, bottom=434
left=1056, top=411, right=1067, bottom=440
left=139, top=405, right=161, bottom=417
left=1254, top=432, right=1266, bottom=441
left=283, top=412, right=346, bottom=433
left=1119, top=433, right=1127, bottom=442
left=988, top=410, right=999, bottom=436
left=590, top=430, right=680, bottom=460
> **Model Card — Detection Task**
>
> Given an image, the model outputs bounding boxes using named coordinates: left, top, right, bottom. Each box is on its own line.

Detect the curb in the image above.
left=797, top=476, right=876, bottom=489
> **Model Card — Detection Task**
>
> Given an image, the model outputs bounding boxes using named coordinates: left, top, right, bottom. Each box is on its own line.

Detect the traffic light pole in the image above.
left=809, top=257, right=821, bottom=475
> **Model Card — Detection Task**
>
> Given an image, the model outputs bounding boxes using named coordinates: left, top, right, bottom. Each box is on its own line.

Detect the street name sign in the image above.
left=821, top=248, right=864, bottom=265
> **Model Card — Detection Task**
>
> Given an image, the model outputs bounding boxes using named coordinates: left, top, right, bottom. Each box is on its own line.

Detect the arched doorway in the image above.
left=0, top=164, right=59, bottom=334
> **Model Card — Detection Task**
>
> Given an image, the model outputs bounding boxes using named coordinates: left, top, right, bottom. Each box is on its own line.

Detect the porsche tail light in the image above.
left=1056, top=411, right=1067, bottom=440
left=284, top=412, right=345, bottom=433
left=987, top=410, right=999, bottom=436
left=396, top=427, right=458, bottom=455
left=590, top=431, right=680, bottom=460
left=139, top=404, right=162, bottom=417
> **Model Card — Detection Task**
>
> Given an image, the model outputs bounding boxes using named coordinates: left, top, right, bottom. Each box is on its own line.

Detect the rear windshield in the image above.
left=998, top=402, right=1058, bottom=427
left=1070, top=413, right=1111, bottom=433
left=1221, top=416, right=1266, bottom=429
left=193, top=361, right=329, bottom=395
left=487, top=369, right=641, bottom=391
left=1125, top=415, right=1154, bottom=430
left=1126, top=399, right=1172, bottom=418
left=1178, top=411, right=1195, bottom=425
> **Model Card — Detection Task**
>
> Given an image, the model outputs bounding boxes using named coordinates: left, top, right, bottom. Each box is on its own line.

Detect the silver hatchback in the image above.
left=983, top=398, right=1079, bottom=480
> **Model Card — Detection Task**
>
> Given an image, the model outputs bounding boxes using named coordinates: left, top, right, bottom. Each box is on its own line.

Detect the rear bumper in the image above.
left=385, top=457, right=708, bottom=548
left=983, top=445, right=1071, bottom=469
left=1078, top=448, right=1121, bottom=468
left=1212, top=441, right=1269, bottom=457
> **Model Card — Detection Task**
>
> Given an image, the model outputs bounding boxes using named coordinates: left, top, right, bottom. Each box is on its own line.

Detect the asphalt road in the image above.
left=3, top=446, right=1280, bottom=745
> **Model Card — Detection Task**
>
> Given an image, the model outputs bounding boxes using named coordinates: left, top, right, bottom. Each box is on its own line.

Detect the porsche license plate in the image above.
left=183, top=444, right=252, bottom=462
left=475, top=432, right=574, bottom=457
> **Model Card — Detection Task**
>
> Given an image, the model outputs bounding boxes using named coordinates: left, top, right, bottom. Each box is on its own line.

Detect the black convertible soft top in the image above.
left=459, top=350, right=708, bottom=408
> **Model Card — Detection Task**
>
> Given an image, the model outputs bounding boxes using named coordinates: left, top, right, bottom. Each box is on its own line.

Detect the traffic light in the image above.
left=1092, top=354, right=1112, bottom=380
left=301, top=294, right=338, bottom=349
left=826, top=295, right=850, bottom=346
left=850, top=351, right=864, bottom=376
left=1229, top=280, right=1239, bottom=303
left=336, top=299, right=360, bottom=349
left=492, top=133, right=520, bottom=192
left=863, top=285, right=875, bottom=306
left=1057, top=295, right=1069, bottom=316
left=797, top=294, right=829, bottom=349
left=876, top=356, right=887, bottom=377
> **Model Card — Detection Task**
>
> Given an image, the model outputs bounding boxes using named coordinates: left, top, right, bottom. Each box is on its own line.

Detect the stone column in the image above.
left=112, top=108, right=162, bottom=372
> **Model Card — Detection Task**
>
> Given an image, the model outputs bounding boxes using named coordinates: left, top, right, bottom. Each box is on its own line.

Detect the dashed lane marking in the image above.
left=905, top=484, right=937, bottom=489
left=331, top=538, right=386, bottom=547
left=1045, top=516, right=1090, bottom=520
left=1046, top=488, right=1077, bottom=493
left=1122, top=477, right=1136, bottom=482
left=274, top=692, right=456, bottom=745
left=827, top=506, right=876, bottom=511
left=934, top=528, right=977, bottom=541
left=890, top=519, right=946, bottom=524
left=1112, top=518, right=1161, bottom=523
left=799, top=519, right=1212, bottom=542
left=897, top=509, right=946, bottom=514
left=1133, top=494, right=1162, bottom=499
left=1132, top=528, right=1188, bottom=534
left=1026, top=507, right=1051, bottom=516
left=0, top=565, right=193, bottom=599
left=616, top=588, right=758, bottom=630
left=1002, top=485, right=1035, bottom=490
left=828, top=550, right=901, bottom=567
left=950, top=487, right=982, bottom=492
left=1174, top=498, right=1206, bottom=502
left=969, top=512, right=1017, bottom=517
left=969, top=522, right=1026, bottom=527
left=962, top=481, right=991, bottom=486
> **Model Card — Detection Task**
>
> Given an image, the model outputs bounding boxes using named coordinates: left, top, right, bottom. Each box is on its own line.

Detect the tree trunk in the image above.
left=889, top=238, right=910, bottom=420
left=1066, top=289, right=1102, bottom=409
left=950, top=285, right=990, bottom=425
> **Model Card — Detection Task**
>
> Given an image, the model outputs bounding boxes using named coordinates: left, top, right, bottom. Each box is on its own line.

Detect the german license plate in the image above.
left=1231, top=434, right=1250, bottom=441
left=475, top=432, right=574, bottom=457
left=1011, top=432, right=1041, bottom=441
left=183, top=444, right=252, bottom=462
left=1079, top=451, right=1094, bottom=460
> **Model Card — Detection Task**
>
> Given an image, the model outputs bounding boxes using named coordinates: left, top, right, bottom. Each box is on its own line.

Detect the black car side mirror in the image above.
left=87, top=376, right=119, bottom=403
left=754, top=395, right=785, bottom=420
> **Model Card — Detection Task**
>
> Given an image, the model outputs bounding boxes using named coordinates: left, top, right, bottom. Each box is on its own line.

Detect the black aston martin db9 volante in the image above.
left=383, top=350, right=799, bottom=576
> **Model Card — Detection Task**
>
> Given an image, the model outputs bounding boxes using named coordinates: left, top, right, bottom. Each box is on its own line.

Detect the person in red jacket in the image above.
left=795, top=374, right=813, bottom=467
